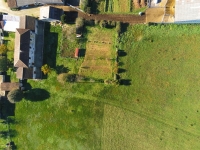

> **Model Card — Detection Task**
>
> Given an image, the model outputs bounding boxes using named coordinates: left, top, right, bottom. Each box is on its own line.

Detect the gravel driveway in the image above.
left=0, top=0, right=40, bottom=17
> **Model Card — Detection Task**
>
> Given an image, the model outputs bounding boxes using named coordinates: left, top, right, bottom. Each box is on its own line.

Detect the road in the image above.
left=0, top=0, right=40, bottom=17
left=0, top=0, right=145, bottom=24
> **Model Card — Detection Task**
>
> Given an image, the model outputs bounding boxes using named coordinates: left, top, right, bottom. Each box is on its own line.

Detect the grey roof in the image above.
left=16, top=0, right=63, bottom=7
left=34, top=20, right=44, bottom=67
left=175, top=0, right=200, bottom=23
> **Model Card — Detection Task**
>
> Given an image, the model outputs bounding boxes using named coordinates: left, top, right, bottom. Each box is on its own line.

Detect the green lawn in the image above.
left=9, top=24, right=200, bottom=150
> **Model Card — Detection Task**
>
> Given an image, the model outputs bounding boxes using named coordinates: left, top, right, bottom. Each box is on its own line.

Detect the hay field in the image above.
left=79, top=27, right=115, bottom=79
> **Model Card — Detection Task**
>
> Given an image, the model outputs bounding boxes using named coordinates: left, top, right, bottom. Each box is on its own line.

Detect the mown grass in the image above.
left=97, top=24, right=200, bottom=149
left=9, top=23, right=200, bottom=150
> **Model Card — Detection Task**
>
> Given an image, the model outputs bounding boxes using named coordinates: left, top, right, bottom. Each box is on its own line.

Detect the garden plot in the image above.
left=79, top=27, right=115, bottom=79
left=104, top=0, right=132, bottom=13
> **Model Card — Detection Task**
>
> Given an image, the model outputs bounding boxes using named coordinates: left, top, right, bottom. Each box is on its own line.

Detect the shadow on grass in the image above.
left=24, top=88, right=50, bottom=102
left=43, top=23, right=58, bottom=68
left=56, top=65, right=70, bottom=74
left=118, top=68, right=126, bottom=73
left=120, top=79, right=131, bottom=86
left=4, top=98, right=15, bottom=117
left=79, top=49, right=86, bottom=57
left=118, top=50, right=127, bottom=57
left=121, top=23, right=129, bottom=34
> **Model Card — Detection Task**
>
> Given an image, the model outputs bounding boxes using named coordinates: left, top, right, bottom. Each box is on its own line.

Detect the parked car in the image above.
left=139, top=12, right=145, bottom=16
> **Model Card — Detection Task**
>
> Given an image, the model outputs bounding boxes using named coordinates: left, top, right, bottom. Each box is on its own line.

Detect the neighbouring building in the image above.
left=0, top=75, right=20, bottom=96
left=7, top=0, right=64, bottom=8
left=40, top=6, right=63, bottom=22
left=2, top=15, right=36, bottom=32
left=14, top=20, right=45, bottom=79
left=175, top=0, right=200, bottom=23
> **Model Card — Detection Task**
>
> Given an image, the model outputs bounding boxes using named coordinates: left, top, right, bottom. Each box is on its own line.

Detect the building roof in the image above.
left=14, top=29, right=30, bottom=68
left=175, top=0, right=200, bottom=23
left=3, top=15, right=20, bottom=32
left=16, top=67, right=34, bottom=79
left=1, top=82, right=20, bottom=91
left=40, top=6, right=63, bottom=21
left=14, top=0, right=63, bottom=7
left=2, top=15, right=36, bottom=32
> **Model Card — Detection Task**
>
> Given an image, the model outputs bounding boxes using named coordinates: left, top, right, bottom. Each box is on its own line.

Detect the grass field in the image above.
left=7, top=24, right=200, bottom=150
left=79, top=27, right=116, bottom=79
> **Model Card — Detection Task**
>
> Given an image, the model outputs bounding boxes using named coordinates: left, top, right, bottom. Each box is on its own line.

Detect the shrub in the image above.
left=99, top=20, right=107, bottom=28
left=7, top=89, right=23, bottom=103
left=75, top=17, right=84, bottom=29
left=0, top=44, right=7, bottom=55
left=94, top=19, right=99, bottom=25
left=60, top=14, right=67, bottom=24
left=41, top=64, right=52, bottom=75
left=116, top=21, right=121, bottom=34
left=57, top=73, right=68, bottom=84
left=80, top=0, right=88, bottom=12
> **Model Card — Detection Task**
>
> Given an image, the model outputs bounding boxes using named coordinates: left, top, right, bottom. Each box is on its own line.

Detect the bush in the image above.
left=7, top=89, right=23, bottom=103
left=0, top=44, right=7, bottom=55
left=75, top=17, right=84, bottom=29
left=57, top=73, right=68, bottom=84
left=116, top=21, right=121, bottom=34
left=99, top=20, right=107, bottom=28
left=60, top=14, right=67, bottom=24
left=94, top=19, right=99, bottom=25
left=80, top=0, right=88, bottom=12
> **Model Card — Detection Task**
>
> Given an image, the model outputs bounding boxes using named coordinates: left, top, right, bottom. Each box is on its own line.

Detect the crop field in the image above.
left=5, top=23, right=200, bottom=150
left=79, top=27, right=115, bottom=79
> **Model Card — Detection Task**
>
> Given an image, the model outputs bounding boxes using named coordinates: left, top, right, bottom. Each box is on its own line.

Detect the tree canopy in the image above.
left=41, top=64, right=51, bottom=75
left=7, top=89, right=23, bottom=103
left=0, top=44, right=7, bottom=55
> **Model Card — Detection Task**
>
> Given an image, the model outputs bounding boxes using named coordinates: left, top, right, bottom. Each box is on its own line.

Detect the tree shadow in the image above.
left=118, top=62, right=124, bottom=66
left=79, top=49, right=86, bottom=57
left=118, top=68, right=126, bottom=73
left=118, top=50, right=127, bottom=57
left=65, top=11, right=78, bottom=23
left=4, top=97, right=15, bottom=117
left=24, top=88, right=50, bottom=102
left=43, top=23, right=58, bottom=68
left=121, top=23, right=129, bottom=34
left=56, top=65, right=70, bottom=74
left=120, top=79, right=131, bottom=86
left=21, top=82, right=32, bottom=91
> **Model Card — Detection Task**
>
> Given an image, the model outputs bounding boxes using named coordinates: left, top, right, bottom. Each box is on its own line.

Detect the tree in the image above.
left=99, top=20, right=107, bottom=28
left=0, top=56, right=7, bottom=72
left=80, top=0, right=88, bottom=12
left=116, top=21, right=121, bottom=34
left=60, top=14, right=67, bottom=24
left=75, top=17, right=84, bottom=29
left=41, top=64, right=51, bottom=75
left=57, top=73, right=68, bottom=84
left=7, top=89, right=23, bottom=103
left=0, top=44, right=7, bottom=55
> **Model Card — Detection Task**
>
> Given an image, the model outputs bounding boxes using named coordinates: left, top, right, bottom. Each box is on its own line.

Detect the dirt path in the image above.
left=78, top=12, right=146, bottom=24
